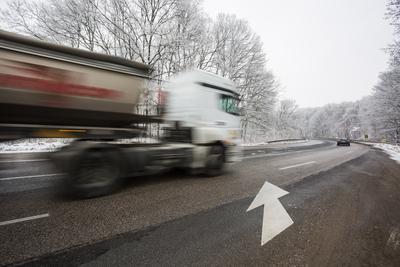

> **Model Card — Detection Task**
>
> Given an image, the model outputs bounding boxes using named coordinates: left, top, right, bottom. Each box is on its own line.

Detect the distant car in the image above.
left=337, top=139, right=350, bottom=146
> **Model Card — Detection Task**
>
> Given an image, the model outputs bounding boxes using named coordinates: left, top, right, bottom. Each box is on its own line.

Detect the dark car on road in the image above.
left=337, top=138, right=350, bottom=146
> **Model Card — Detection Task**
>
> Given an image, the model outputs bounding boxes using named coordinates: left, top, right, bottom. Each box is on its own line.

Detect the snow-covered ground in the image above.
left=0, top=138, right=159, bottom=153
left=0, top=139, right=73, bottom=153
left=242, top=139, right=308, bottom=147
left=372, top=143, right=400, bottom=164
left=1, top=138, right=309, bottom=153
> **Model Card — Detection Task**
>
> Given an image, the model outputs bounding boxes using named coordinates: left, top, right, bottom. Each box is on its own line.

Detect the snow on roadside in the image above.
left=242, top=139, right=308, bottom=147
left=373, top=143, right=400, bottom=164
left=0, top=137, right=159, bottom=153
left=0, top=138, right=73, bottom=153
left=112, top=137, right=159, bottom=144
left=1, top=137, right=310, bottom=153
left=242, top=142, right=268, bottom=147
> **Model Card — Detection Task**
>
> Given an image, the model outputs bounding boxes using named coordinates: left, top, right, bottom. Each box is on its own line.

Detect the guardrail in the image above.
left=242, top=138, right=307, bottom=147
left=266, top=138, right=306, bottom=144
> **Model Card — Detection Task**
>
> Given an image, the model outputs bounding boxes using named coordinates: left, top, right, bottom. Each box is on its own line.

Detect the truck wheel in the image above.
left=204, top=145, right=225, bottom=177
left=68, top=149, right=122, bottom=198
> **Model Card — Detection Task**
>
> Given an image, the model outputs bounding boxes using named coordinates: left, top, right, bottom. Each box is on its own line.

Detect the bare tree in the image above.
left=0, top=0, right=280, bottom=142
left=273, top=99, right=298, bottom=139
left=372, top=69, right=400, bottom=143
left=211, top=14, right=278, bottom=141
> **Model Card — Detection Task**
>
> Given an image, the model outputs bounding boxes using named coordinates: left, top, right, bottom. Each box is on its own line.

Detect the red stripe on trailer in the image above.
left=0, top=74, right=121, bottom=99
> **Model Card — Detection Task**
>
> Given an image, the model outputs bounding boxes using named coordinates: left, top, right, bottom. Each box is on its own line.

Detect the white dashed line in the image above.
left=0, top=213, right=49, bottom=226
left=244, top=152, right=290, bottom=159
left=0, top=159, right=48, bottom=163
left=0, top=173, right=63, bottom=181
left=279, top=161, right=316, bottom=170
left=244, top=149, right=315, bottom=160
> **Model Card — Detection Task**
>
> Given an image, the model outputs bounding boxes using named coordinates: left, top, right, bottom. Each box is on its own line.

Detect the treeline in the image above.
left=273, top=1, right=400, bottom=144
left=0, top=0, right=278, bottom=141
left=293, top=98, right=376, bottom=141
left=274, top=88, right=398, bottom=144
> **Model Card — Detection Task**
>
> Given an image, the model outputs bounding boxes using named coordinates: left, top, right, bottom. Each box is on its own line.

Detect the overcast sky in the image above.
left=203, top=0, right=394, bottom=107
left=0, top=1, right=393, bottom=108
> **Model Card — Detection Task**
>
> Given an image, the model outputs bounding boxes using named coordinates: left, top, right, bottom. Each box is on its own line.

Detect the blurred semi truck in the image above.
left=0, top=30, right=242, bottom=197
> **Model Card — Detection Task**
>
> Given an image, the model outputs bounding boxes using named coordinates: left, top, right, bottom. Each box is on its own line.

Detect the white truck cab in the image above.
left=164, top=70, right=242, bottom=165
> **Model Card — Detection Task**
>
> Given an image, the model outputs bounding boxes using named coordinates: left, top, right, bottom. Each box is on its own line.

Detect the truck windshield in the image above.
left=219, top=94, right=240, bottom=115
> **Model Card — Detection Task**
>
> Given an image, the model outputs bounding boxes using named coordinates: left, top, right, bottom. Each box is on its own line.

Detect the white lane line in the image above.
left=244, top=149, right=315, bottom=160
left=0, top=213, right=49, bottom=226
left=244, top=152, right=290, bottom=159
left=279, top=161, right=316, bottom=170
left=0, top=159, right=48, bottom=163
left=0, top=173, right=63, bottom=181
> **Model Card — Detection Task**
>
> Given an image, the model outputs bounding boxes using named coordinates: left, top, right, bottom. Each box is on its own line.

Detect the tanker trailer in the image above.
left=0, top=30, right=151, bottom=130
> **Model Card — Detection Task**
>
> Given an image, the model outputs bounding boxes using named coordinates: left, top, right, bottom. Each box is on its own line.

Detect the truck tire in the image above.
left=204, top=145, right=225, bottom=177
left=67, top=148, right=122, bottom=198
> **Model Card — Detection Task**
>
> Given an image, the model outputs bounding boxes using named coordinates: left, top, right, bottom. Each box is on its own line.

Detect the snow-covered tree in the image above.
left=372, top=69, right=400, bottom=143
left=210, top=14, right=278, bottom=141
left=273, top=99, right=298, bottom=139
left=0, top=0, right=279, bottom=141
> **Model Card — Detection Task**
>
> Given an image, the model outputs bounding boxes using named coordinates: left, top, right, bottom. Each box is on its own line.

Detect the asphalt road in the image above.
left=1, top=140, right=400, bottom=266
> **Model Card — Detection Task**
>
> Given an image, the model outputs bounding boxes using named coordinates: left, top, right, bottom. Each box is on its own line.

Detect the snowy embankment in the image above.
left=0, top=138, right=308, bottom=153
left=0, top=139, right=73, bottom=153
left=0, top=138, right=159, bottom=153
left=242, top=139, right=308, bottom=147
left=372, top=143, right=400, bottom=164
left=1, top=138, right=309, bottom=153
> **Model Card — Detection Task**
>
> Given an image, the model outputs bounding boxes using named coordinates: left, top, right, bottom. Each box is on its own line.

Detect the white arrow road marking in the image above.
left=0, top=213, right=49, bottom=226
left=247, top=182, right=294, bottom=245
left=279, top=161, right=316, bottom=170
